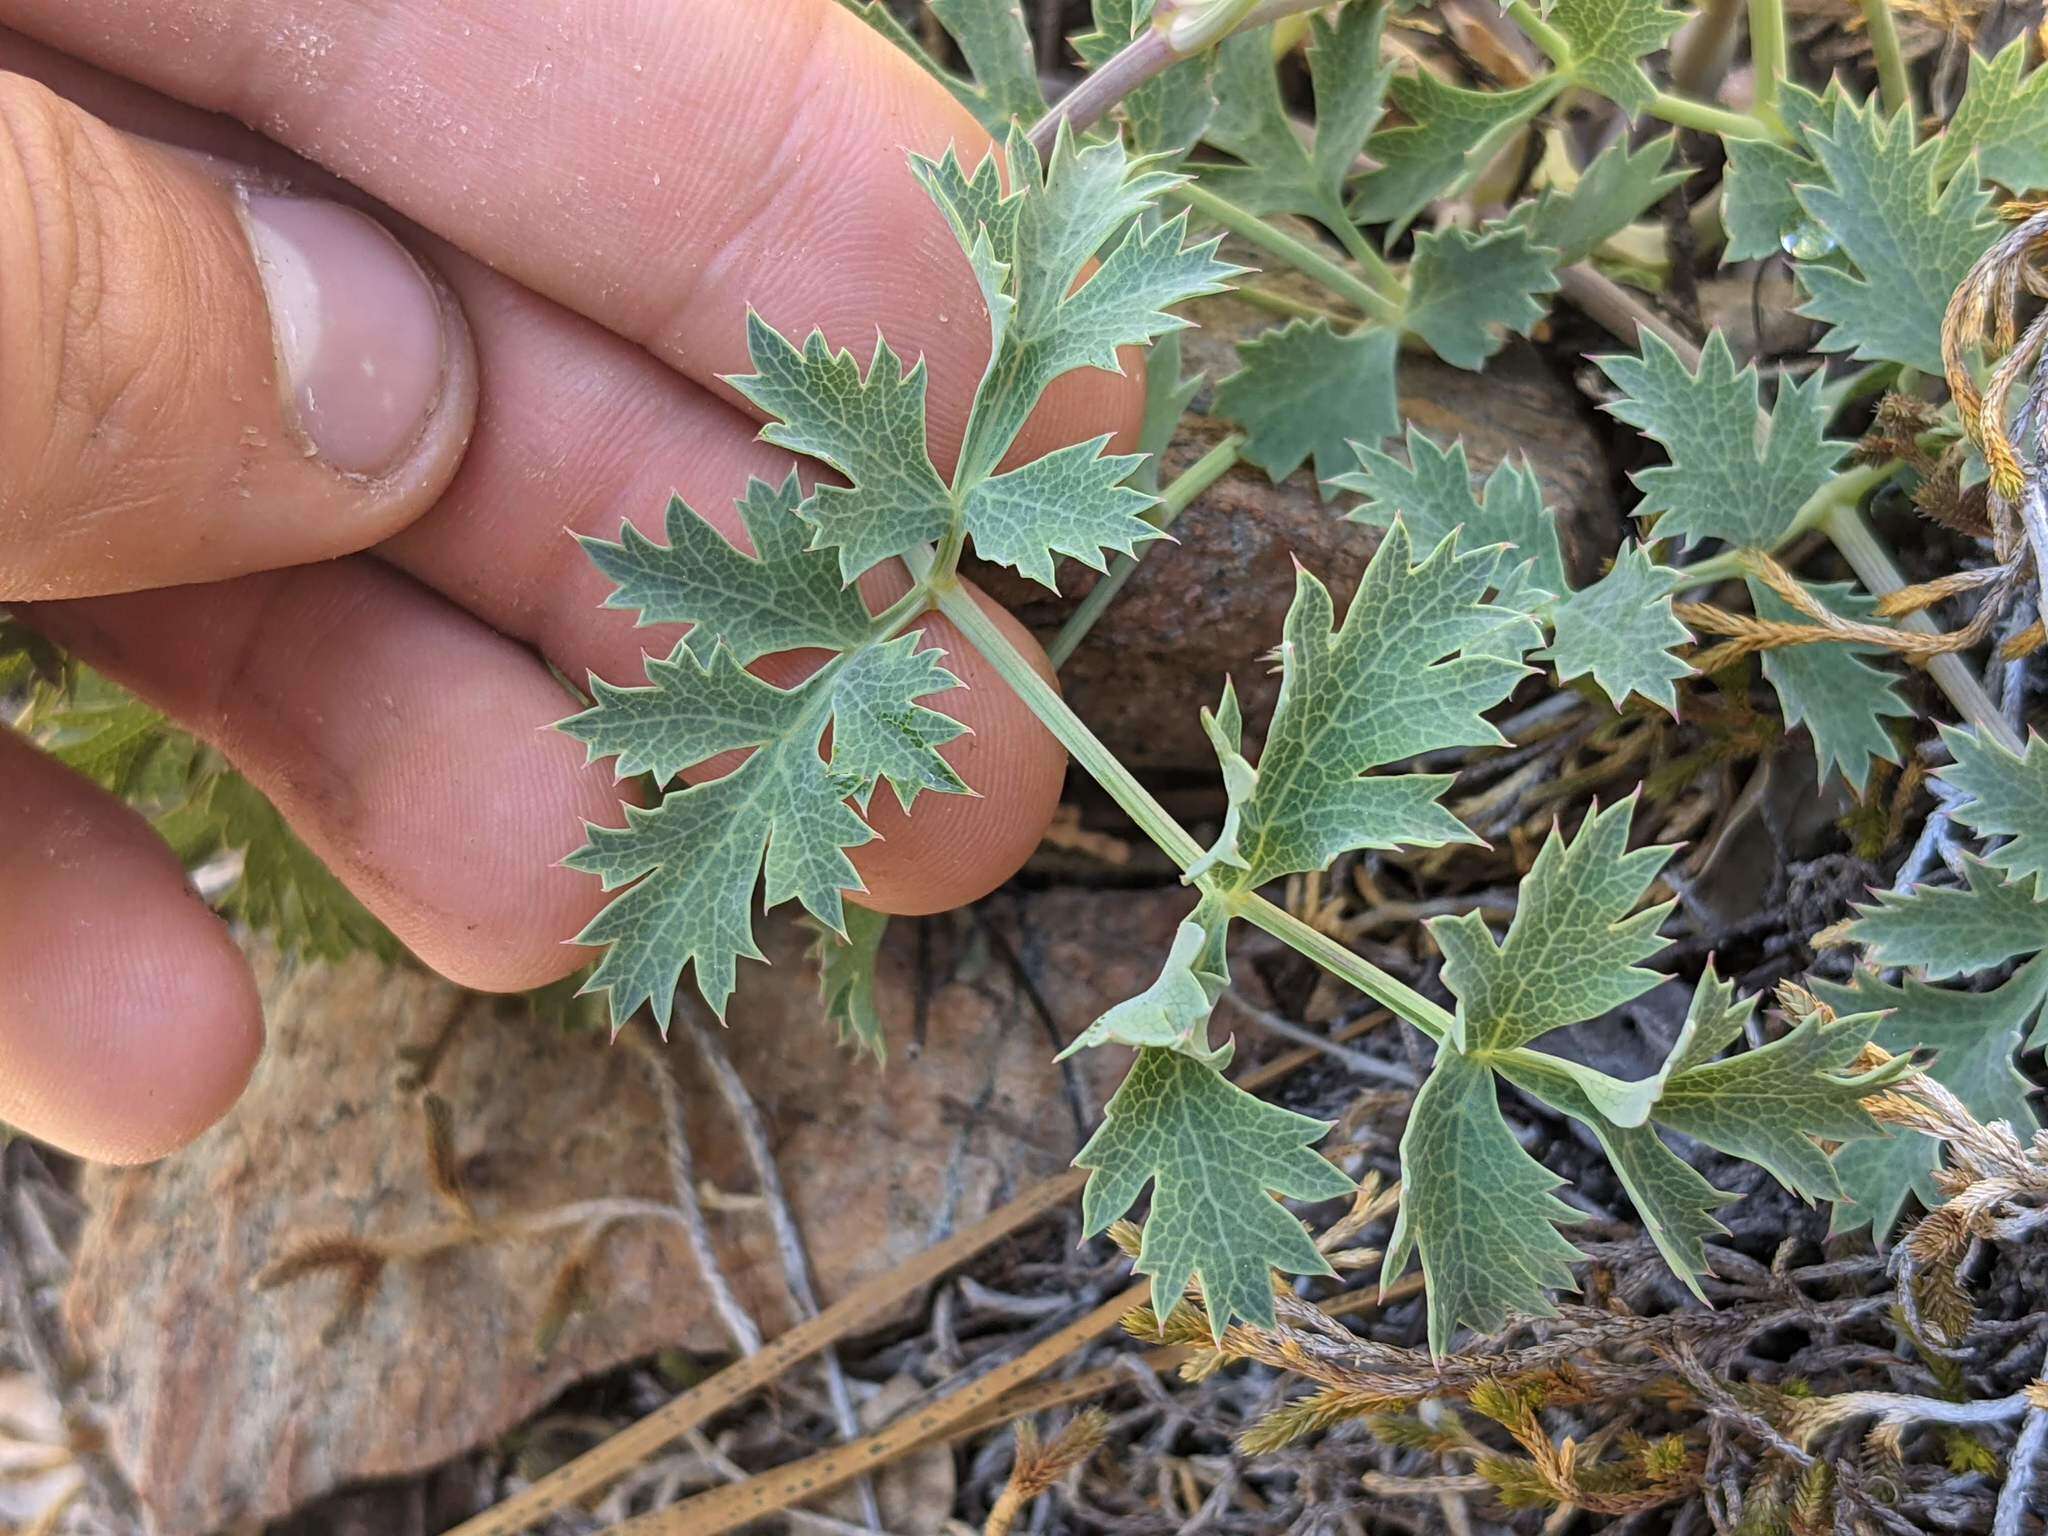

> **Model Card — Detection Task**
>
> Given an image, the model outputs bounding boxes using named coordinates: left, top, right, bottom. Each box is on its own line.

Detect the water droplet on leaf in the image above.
left=1780, top=219, right=1838, bottom=261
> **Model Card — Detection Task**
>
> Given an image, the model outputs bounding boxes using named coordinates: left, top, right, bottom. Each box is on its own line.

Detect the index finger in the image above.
left=0, top=0, right=1144, bottom=472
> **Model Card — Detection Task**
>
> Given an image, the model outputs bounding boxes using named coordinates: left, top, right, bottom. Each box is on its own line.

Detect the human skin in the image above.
left=0, top=2, right=1144, bottom=1163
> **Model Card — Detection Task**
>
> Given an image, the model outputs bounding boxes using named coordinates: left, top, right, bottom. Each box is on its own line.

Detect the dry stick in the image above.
left=1993, top=1398, right=2048, bottom=1536
left=448, top=1030, right=1354, bottom=1536
left=0, top=1160, right=139, bottom=1529
left=442, top=1171, right=1085, bottom=1536
left=628, top=1030, right=763, bottom=1357
left=680, top=1010, right=880, bottom=1531
left=606, top=1283, right=1154, bottom=1536
left=1554, top=263, right=2022, bottom=754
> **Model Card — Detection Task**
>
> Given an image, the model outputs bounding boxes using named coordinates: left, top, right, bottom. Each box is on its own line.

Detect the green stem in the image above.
left=1643, top=90, right=1780, bottom=140
left=1170, top=183, right=1406, bottom=329
left=1329, top=214, right=1405, bottom=302
left=1236, top=284, right=1349, bottom=325
left=1818, top=501, right=2022, bottom=753
left=1231, top=892, right=1453, bottom=1043
left=1505, top=0, right=1573, bottom=65
left=1858, top=0, right=1914, bottom=122
left=1050, top=435, right=1245, bottom=669
left=937, top=579, right=1207, bottom=868
left=937, top=579, right=1457, bottom=1041
left=1747, top=0, right=1787, bottom=117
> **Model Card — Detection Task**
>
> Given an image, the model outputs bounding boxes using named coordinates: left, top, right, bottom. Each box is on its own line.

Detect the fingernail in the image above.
left=240, top=193, right=451, bottom=477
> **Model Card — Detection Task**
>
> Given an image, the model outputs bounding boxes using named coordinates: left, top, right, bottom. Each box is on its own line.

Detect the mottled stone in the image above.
left=64, top=890, right=1190, bottom=1534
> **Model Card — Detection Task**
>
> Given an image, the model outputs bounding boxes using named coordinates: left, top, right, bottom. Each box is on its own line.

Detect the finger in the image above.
left=4, top=40, right=1071, bottom=914
left=20, top=561, right=621, bottom=993
left=0, top=71, right=476, bottom=600
left=0, top=729, right=263, bottom=1163
left=375, top=253, right=1070, bottom=913
left=0, top=0, right=1144, bottom=473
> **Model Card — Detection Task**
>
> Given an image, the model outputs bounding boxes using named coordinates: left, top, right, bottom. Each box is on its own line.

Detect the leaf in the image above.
left=1076, top=1044, right=1353, bottom=1337
left=1663, top=963, right=1759, bottom=1076
left=728, top=318, right=953, bottom=583
left=1497, top=1051, right=1733, bottom=1297
left=1431, top=797, right=1674, bottom=1055
left=1059, top=896, right=1232, bottom=1064
left=1351, top=74, right=1555, bottom=233
left=1723, top=139, right=1822, bottom=262
left=1543, top=542, right=1693, bottom=713
left=581, top=473, right=875, bottom=664
left=812, top=907, right=892, bottom=1062
left=1201, top=3, right=1390, bottom=231
left=916, top=127, right=1238, bottom=484
left=843, top=0, right=1046, bottom=136
left=27, top=672, right=196, bottom=803
left=1072, top=0, right=1214, bottom=158
left=1794, top=95, right=1998, bottom=373
left=1226, top=522, right=1530, bottom=888
left=1550, top=0, right=1686, bottom=115
left=1749, top=579, right=1910, bottom=794
left=1187, top=681, right=1257, bottom=880
left=928, top=0, right=1047, bottom=128
left=0, top=620, right=63, bottom=694
left=198, top=772, right=399, bottom=965
left=1654, top=1006, right=1904, bottom=1203
left=1720, top=84, right=1839, bottom=263
left=1597, top=329, right=1845, bottom=549
left=563, top=634, right=968, bottom=1027
left=1403, top=224, right=1561, bottom=371
left=1213, top=319, right=1401, bottom=494
left=1848, top=856, right=2048, bottom=978
left=1814, top=959, right=2047, bottom=1235
left=1937, top=725, right=2048, bottom=893
left=1382, top=1049, right=1585, bottom=1357
left=1506, top=134, right=1686, bottom=266
left=1937, top=38, right=2048, bottom=194
left=1334, top=426, right=1568, bottom=601
left=962, top=436, right=1160, bottom=589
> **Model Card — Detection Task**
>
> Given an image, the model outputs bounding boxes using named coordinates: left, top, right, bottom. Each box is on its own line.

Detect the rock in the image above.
left=966, top=269, right=1618, bottom=772
left=62, top=890, right=1194, bottom=1535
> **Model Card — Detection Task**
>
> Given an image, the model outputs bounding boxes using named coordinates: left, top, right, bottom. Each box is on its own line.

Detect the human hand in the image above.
left=0, top=1, right=1143, bottom=1163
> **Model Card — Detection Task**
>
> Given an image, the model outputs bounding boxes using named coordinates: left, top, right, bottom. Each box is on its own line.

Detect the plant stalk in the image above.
left=940, top=580, right=1460, bottom=1043
left=938, top=580, right=1208, bottom=868
left=1050, top=434, right=1245, bottom=668
left=1644, top=89, right=1780, bottom=140
left=1232, top=891, right=1454, bottom=1042
left=1858, top=0, right=1915, bottom=122
left=1746, top=0, right=1787, bottom=117
left=1505, top=0, right=1574, bottom=65
left=1819, top=501, right=2023, bottom=753
left=1170, top=183, right=1407, bottom=328
left=1026, top=0, right=1341, bottom=157
left=1330, top=214, right=1406, bottom=301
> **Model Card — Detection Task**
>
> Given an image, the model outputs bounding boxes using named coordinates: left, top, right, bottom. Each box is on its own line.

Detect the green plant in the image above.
left=12, top=0, right=2048, bottom=1398
left=541, top=0, right=2048, bottom=1363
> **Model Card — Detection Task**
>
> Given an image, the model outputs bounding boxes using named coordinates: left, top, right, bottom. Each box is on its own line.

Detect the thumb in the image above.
left=0, top=72, right=475, bottom=600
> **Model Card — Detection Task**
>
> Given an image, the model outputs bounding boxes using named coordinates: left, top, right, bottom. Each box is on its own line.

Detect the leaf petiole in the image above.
left=1642, top=90, right=1781, bottom=141
left=936, top=577, right=1461, bottom=1044
left=1747, top=0, right=1787, bottom=118
left=1858, top=0, right=1915, bottom=121
left=1169, top=183, right=1406, bottom=328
